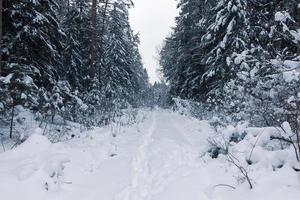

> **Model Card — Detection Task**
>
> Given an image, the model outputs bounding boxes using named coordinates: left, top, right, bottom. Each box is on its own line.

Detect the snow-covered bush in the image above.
left=206, top=119, right=300, bottom=188
left=207, top=122, right=249, bottom=158
left=172, top=97, right=222, bottom=122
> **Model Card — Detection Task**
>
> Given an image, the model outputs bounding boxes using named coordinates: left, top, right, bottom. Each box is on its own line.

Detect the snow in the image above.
left=275, top=11, right=292, bottom=23
left=271, top=59, right=300, bottom=82
left=0, top=109, right=300, bottom=200
left=290, top=29, right=300, bottom=42
left=21, top=93, right=27, bottom=99
left=283, top=69, right=300, bottom=82
left=0, top=73, right=13, bottom=84
left=284, top=60, right=300, bottom=69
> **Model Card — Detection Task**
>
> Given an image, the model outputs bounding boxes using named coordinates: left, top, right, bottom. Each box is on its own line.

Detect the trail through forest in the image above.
left=0, top=109, right=299, bottom=200
left=0, top=110, right=215, bottom=200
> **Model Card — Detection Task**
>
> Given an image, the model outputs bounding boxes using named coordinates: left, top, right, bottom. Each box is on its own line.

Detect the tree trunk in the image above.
left=99, top=0, right=109, bottom=56
left=97, top=0, right=109, bottom=81
left=0, top=0, right=3, bottom=75
left=91, top=0, right=97, bottom=73
left=10, top=104, right=15, bottom=139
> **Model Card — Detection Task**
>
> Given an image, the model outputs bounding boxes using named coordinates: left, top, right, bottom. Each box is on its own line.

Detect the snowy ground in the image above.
left=0, top=109, right=299, bottom=200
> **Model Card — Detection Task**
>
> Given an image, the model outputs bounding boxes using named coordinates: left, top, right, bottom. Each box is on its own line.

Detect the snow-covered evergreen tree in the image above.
left=160, top=0, right=300, bottom=128
left=160, top=0, right=206, bottom=100
left=60, top=1, right=85, bottom=90
left=127, top=34, right=150, bottom=107
left=102, top=0, right=148, bottom=111
left=247, top=0, right=300, bottom=126
left=1, top=0, right=149, bottom=130
left=213, top=0, right=300, bottom=124
left=1, top=0, right=66, bottom=118
left=200, top=0, right=249, bottom=97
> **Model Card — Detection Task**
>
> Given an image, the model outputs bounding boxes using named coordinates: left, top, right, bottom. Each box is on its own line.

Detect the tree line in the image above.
left=0, top=0, right=149, bottom=136
left=160, top=0, right=300, bottom=127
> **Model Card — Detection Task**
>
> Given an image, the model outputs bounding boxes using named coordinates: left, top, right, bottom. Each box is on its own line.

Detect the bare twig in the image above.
left=248, top=129, right=264, bottom=163
left=43, top=119, right=49, bottom=136
left=1, top=139, right=5, bottom=152
left=213, top=184, right=236, bottom=190
left=227, top=152, right=253, bottom=189
left=270, top=135, right=300, bottom=162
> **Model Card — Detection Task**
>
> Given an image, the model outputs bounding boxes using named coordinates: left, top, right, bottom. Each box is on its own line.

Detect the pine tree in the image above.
left=127, top=33, right=149, bottom=107
left=160, top=34, right=181, bottom=98
left=59, top=0, right=100, bottom=124
left=246, top=0, right=300, bottom=126
left=200, top=0, right=249, bottom=97
left=213, top=0, right=300, bottom=124
left=1, top=0, right=149, bottom=131
left=0, top=0, right=3, bottom=73
left=1, top=0, right=66, bottom=117
left=102, top=0, right=136, bottom=108
left=176, top=0, right=206, bottom=100
left=152, top=81, right=170, bottom=108
left=60, top=2, right=84, bottom=90
left=160, top=0, right=206, bottom=100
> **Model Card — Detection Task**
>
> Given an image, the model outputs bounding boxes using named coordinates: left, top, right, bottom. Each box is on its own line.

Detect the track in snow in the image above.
left=115, top=110, right=211, bottom=200
left=0, top=109, right=216, bottom=200
left=2, top=109, right=300, bottom=200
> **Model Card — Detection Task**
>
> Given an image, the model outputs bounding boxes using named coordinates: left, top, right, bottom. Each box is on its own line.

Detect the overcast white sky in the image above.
left=129, top=0, right=178, bottom=83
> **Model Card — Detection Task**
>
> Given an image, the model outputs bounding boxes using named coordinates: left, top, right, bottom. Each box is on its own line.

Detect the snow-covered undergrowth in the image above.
left=0, top=106, right=144, bottom=153
left=0, top=106, right=86, bottom=151
left=204, top=123, right=300, bottom=199
left=0, top=109, right=300, bottom=200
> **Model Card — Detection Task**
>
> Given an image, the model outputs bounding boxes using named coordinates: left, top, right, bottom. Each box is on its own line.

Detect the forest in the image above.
left=1, top=0, right=149, bottom=137
left=0, top=0, right=300, bottom=200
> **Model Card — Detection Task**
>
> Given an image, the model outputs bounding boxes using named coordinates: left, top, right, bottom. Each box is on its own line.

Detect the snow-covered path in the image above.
left=0, top=110, right=215, bottom=200
left=1, top=109, right=300, bottom=200
left=114, top=110, right=212, bottom=200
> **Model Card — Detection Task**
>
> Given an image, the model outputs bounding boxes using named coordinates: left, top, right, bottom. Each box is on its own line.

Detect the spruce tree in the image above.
left=1, top=0, right=66, bottom=117
left=200, top=0, right=249, bottom=97
left=102, top=0, right=136, bottom=109
left=160, top=0, right=206, bottom=100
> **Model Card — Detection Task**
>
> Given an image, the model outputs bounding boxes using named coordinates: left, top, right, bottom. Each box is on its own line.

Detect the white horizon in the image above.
left=129, top=0, right=178, bottom=84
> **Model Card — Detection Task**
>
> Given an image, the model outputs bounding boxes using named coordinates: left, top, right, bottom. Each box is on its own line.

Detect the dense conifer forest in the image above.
left=160, top=0, right=300, bottom=127
left=0, top=1, right=300, bottom=199
left=0, top=0, right=149, bottom=133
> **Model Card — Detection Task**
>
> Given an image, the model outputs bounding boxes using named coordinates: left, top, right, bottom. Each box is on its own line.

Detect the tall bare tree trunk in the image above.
left=91, top=0, right=97, bottom=73
left=99, top=0, right=109, bottom=55
left=97, top=0, right=109, bottom=81
left=10, top=104, right=15, bottom=139
left=0, top=0, right=3, bottom=75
